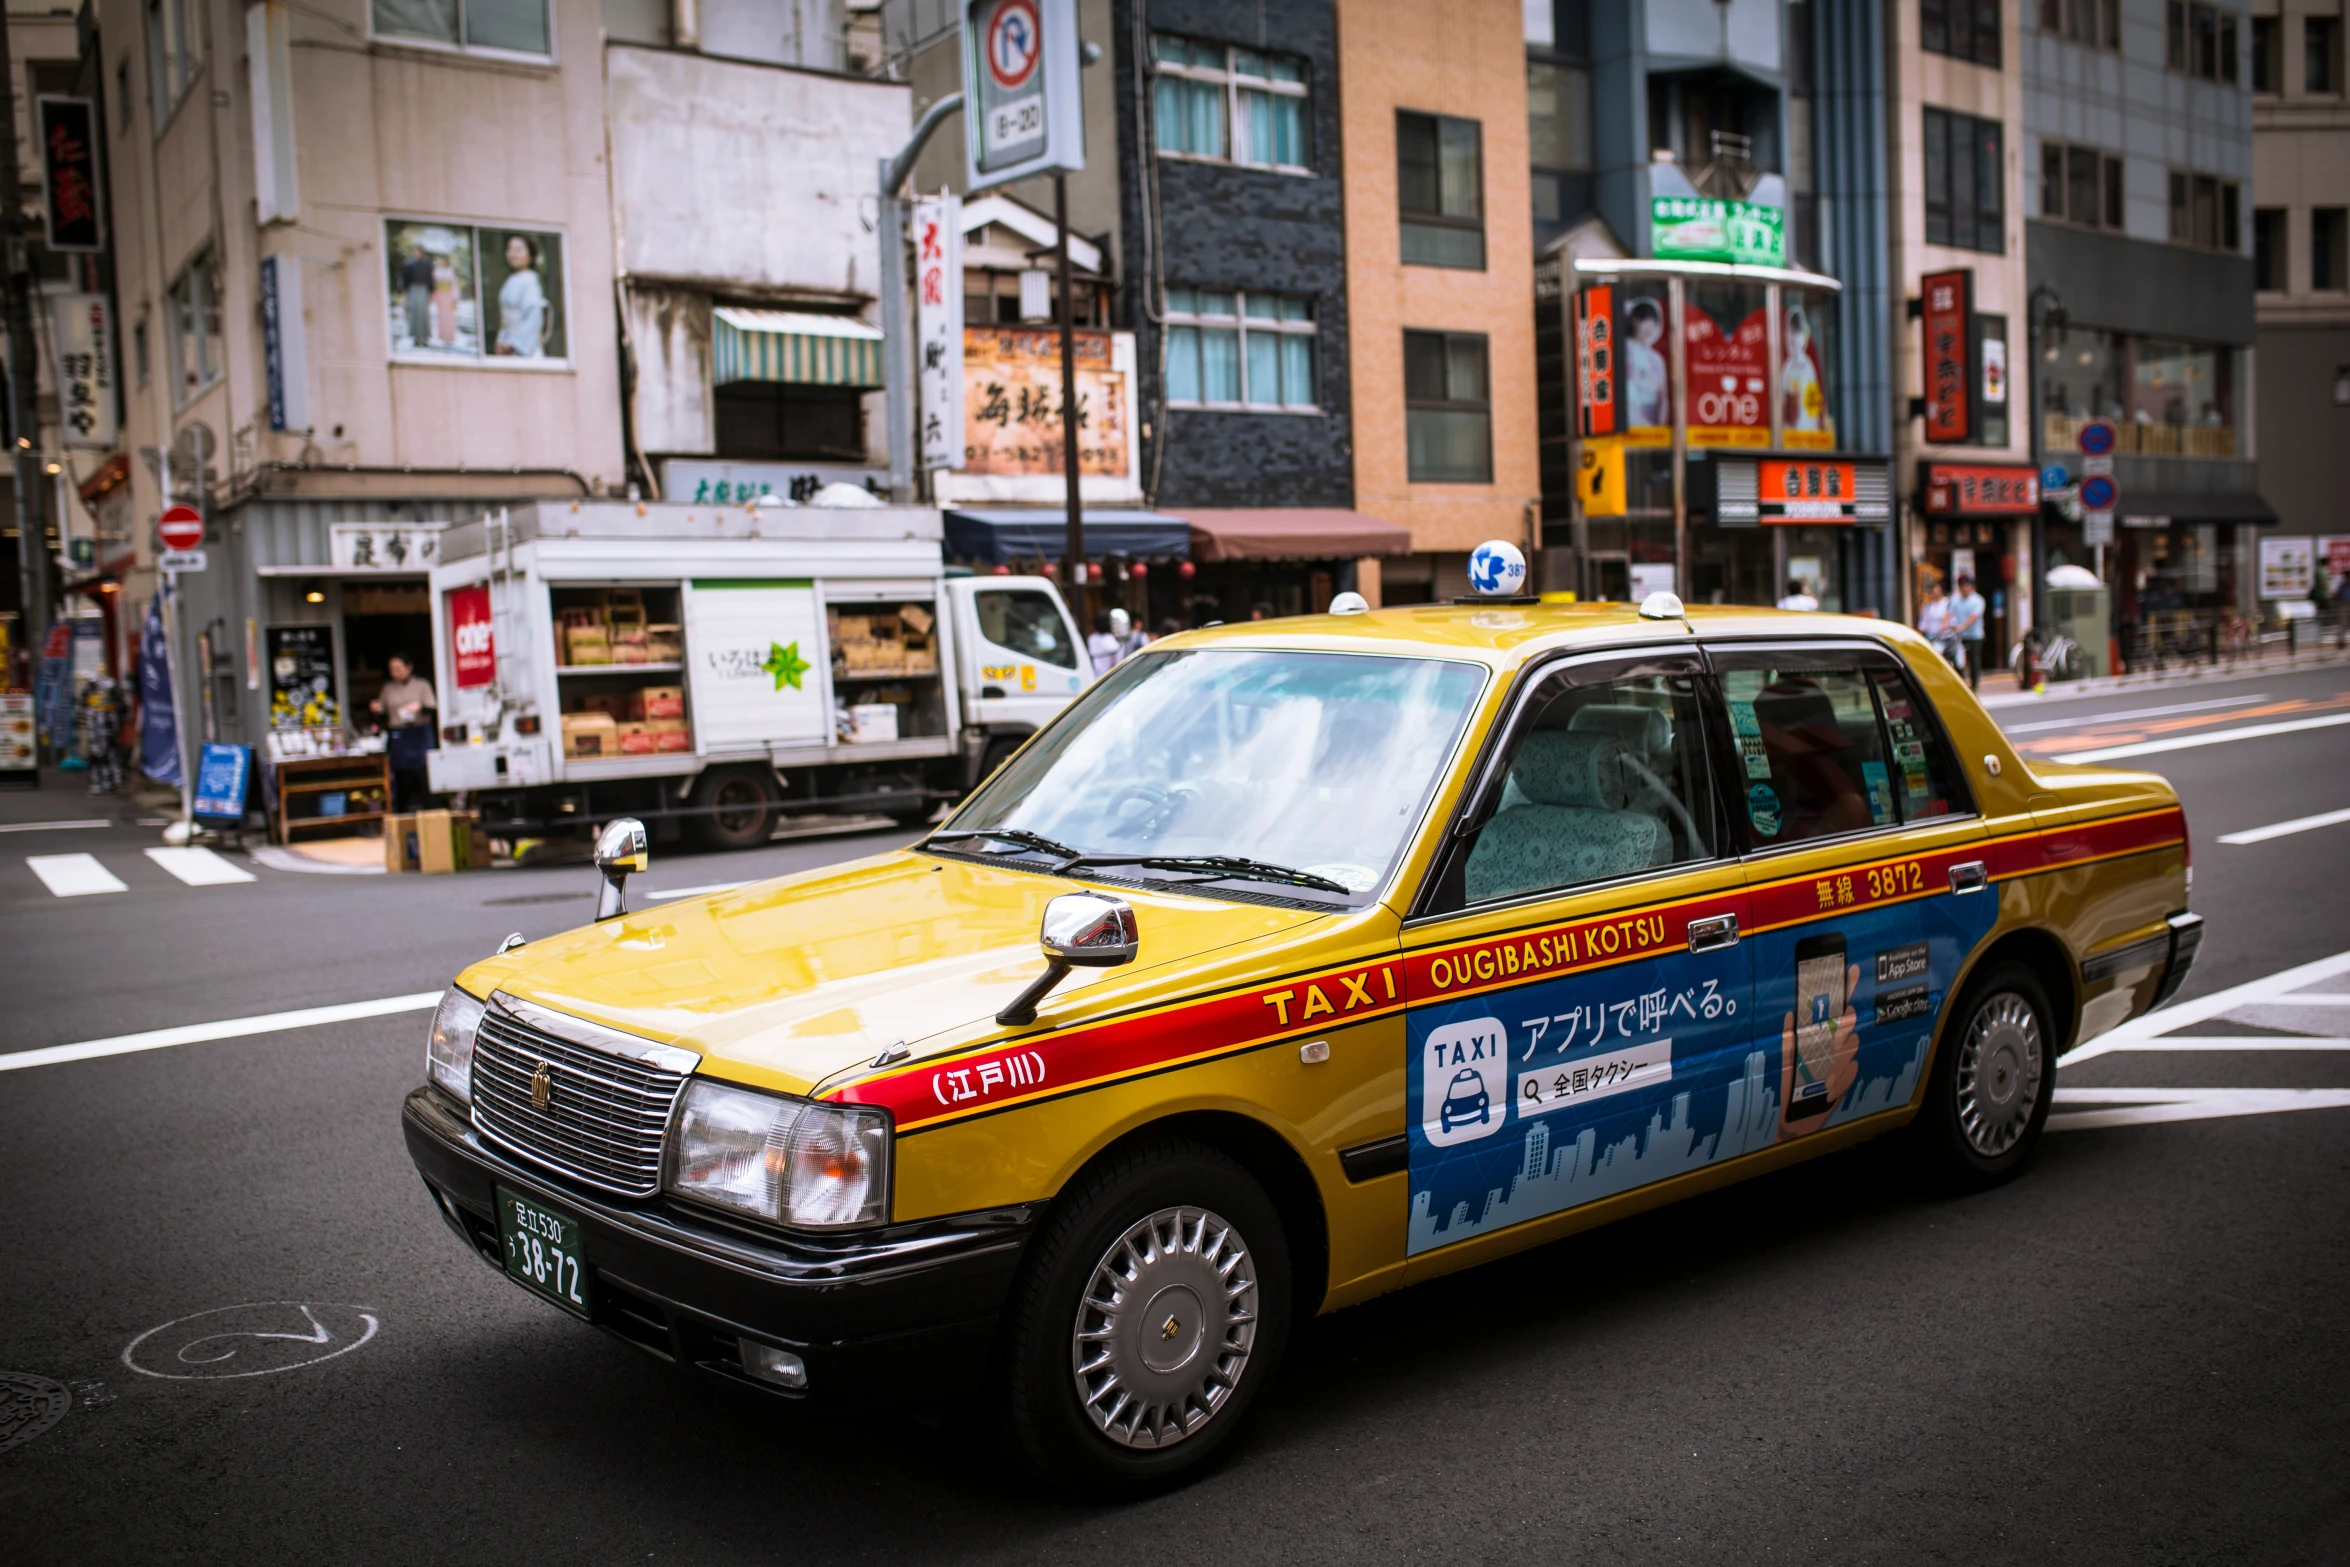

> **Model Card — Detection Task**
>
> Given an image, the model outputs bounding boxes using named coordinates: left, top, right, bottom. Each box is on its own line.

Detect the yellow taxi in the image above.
left=402, top=571, right=2200, bottom=1492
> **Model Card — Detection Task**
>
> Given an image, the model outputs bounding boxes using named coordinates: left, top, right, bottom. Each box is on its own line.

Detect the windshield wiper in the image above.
left=924, top=828, right=1084, bottom=860
left=1058, top=853, right=1353, bottom=895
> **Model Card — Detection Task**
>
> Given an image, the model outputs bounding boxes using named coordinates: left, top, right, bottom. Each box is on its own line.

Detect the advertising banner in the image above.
left=446, top=585, right=496, bottom=689
left=1921, top=270, right=1974, bottom=444
left=1650, top=195, right=1785, bottom=267
left=193, top=743, right=253, bottom=823
left=49, top=293, right=116, bottom=449
left=1614, top=286, right=1672, bottom=445
left=36, top=97, right=102, bottom=252
left=1781, top=294, right=1835, bottom=449
left=2259, top=536, right=2315, bottom=599
left=914, top=194, right=966, bottom=472
left=1684, top=300, right=1769, bottom=448
left=138, top=594, right=181, bottom=786
left=266, top=625, right=338, bottom=730
left=961, top=326, right=1130, bottom=476
left=1573, top=284, right=1616, bottom=437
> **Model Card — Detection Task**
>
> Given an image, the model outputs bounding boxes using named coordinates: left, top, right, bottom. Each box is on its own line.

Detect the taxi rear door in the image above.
left=1396, top=648, right=1755, bottom=1283
left=1705, top=639, right=1991, bottom=1140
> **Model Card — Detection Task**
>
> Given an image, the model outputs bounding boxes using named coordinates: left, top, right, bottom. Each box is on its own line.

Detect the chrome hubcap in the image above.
left=1071, top=1205, right=1257, bottom=1449
left=1954, top=991, right=2043, bottom=1157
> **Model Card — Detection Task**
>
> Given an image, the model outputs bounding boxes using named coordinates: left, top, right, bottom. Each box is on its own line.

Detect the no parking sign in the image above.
left=963, top=0, right=1082, bottom=186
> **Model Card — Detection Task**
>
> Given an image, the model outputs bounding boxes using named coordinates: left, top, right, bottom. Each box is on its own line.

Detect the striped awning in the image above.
left=713, top=308, right=886, bottom=388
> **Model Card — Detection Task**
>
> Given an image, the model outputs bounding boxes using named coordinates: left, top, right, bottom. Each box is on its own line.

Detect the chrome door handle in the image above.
left=1949, top=860, right=1988, bottom=894
left=1687, top=913, right=1739, bottom=953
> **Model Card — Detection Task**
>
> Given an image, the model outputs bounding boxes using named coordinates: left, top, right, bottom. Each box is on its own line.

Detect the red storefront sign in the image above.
left=1684, top=302, right=1769, bottom=447
left=447, top=585, right=496, bottom=689
left=1921, top=269, right=1973, bottom=444
left=1758, top=459, right=1860, bottom=522
left=1574, top=285, right=1616, bottom=437
left=1922, top=461, right=2040, bottom=516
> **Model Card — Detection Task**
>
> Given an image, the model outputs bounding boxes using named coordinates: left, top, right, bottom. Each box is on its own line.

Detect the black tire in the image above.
left=686, top=767, right=778, bottom=852
left=1909, top=960, right=2056, bottom=1191
left=993, top=1139, right=1291, bottom=1496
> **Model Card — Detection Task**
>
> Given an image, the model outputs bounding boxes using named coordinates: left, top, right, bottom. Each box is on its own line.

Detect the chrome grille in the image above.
left=469, top=994, right=698, bottom=1198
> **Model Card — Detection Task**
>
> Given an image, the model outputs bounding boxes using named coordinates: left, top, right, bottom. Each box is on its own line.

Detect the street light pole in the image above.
left=2026, top=284, right=2066, bottom=642
left=1054, top=171, right=1085, bottom=628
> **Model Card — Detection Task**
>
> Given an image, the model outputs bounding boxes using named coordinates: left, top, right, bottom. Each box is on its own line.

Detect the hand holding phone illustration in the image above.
left=1779, top=934, right=1862, bottom=1139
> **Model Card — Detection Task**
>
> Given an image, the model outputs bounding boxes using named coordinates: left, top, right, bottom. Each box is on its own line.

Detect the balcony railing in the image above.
left=2043, top=415, right=2238, bottom=459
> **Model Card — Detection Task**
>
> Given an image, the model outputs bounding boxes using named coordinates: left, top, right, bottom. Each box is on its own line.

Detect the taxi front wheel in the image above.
left=1911, top=961, right=2055, bottom=1190
left=992, top=1138, right=1292, bottom=1494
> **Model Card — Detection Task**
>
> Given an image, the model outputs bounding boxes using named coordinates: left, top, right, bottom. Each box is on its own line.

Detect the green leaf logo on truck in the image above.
left=762, top=640, right=812, bottom=691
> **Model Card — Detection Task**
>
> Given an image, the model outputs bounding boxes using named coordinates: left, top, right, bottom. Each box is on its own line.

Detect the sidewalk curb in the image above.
left=1977, top=649, right=2350, bottom=710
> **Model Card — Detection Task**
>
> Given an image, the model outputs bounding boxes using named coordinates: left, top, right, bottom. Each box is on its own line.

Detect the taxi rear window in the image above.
left=1719, top=664, right=1897, bottom=847
left=1869, top=668, right=1973, bottom=822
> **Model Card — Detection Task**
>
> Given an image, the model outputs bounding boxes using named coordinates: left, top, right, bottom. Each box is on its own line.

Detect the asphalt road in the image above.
left=4, top=661, right=2347, bottom=1564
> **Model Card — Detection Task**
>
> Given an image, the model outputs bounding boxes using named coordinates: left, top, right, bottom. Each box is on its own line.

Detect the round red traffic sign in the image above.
left=2077, top=419, right=2117, bottom=457
left=985, top=0, right=1041, bottom=90
left=158, top=504, right=204, bottom=552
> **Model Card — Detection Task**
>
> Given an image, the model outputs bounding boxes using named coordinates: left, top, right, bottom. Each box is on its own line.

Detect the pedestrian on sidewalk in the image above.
left=1917, top=577, right=1961, bottom=674
left=372, top=653, right=438, bottom=812
left=1776, top=578, right=1819, bottom=612
left=1948, top=572, right=1986, bottom=690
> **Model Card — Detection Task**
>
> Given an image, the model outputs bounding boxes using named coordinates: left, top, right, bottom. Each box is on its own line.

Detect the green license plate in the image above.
left=497, top=1185, right=592, bottom=1318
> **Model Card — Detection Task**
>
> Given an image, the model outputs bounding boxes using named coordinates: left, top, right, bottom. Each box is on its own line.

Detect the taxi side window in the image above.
left=1870, top=669, right=1974, bottom=820
left=1719, top=664, right=1898, bottom=848
left=1439, top=670, right=1720, bottom=911
left=976, top=589, right=1077, bottom=669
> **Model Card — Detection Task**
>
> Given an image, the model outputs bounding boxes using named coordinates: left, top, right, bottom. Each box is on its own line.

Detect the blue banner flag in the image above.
left=138, top=591, right=181, bottom=787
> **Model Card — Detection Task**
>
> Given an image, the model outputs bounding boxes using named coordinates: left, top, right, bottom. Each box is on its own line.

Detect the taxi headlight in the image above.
left=666, top=1079, right=890, bottom=1230
left=427, top=986, right=486, bottom=1104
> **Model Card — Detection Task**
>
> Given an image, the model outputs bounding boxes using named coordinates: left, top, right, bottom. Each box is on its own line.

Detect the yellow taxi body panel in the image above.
left=461, top=603, right=2190, bottom=1314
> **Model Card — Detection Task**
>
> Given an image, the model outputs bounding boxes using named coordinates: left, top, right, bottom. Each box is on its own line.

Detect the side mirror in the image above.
left=997, top=892, right=1137, bottom=1026
left=594, top=818, right=649, bottom=922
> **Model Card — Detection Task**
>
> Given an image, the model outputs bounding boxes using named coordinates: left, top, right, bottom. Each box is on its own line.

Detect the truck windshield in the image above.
left=938, top=649, right=1487, bottom=901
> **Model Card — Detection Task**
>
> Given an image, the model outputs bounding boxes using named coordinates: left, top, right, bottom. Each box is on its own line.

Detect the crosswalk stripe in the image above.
left=2049, top=1087, right=2350, bottom=1132
left=26, top=853, right=128, bottom=897
left=145, top=846, right=257, bottom=886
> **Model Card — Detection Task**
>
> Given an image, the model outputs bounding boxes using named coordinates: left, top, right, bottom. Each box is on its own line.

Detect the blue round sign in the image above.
left=2079, top=474, right=2118, bottom=511
left=1466, top=539, right=1528, bottom=596
left=2041, top=464, right=2070, bottom=491
left=2077, top=419, right=2117, bottom=457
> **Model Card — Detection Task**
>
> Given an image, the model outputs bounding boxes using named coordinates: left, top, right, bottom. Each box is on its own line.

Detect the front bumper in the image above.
left=402, top=1085, right=1038, bottom=1403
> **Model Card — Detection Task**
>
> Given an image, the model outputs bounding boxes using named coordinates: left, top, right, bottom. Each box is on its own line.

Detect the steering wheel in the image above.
left=1104, top=782, right=1175, bottom=838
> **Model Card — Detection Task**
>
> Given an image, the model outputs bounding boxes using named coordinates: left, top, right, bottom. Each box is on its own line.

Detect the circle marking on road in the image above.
left=123, top=1302, right=381, bottom=1381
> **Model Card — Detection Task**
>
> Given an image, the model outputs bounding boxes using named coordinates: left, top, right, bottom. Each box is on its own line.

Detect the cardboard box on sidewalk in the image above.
left=386, top=809, right=491, bottom=873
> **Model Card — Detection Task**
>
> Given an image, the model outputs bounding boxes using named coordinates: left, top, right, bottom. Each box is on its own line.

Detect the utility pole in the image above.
left=1054, top=171, right=1086, bottom=627
left=0, top=11, right=50, bottom=700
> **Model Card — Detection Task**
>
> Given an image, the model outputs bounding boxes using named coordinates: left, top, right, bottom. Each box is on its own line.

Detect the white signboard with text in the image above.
left=914, top=193, right=965, bottom=472
left=51, top=293, right=116, bottom=449
left=682, top=580, right=827, bottom=753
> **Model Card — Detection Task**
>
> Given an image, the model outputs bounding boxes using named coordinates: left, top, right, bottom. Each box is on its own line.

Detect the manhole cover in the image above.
left=0, top=1372, right=69, bottom=1453
left=482, top=892, right=585, bottom=907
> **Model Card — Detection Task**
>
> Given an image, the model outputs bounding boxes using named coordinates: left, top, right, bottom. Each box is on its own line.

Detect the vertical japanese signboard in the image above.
left=260, top=255, right=310, bottom=433
left=914, top=194, right=965, bottom=472
left=1574, top=284, right=1616, bottom=438
left=36, top=97, right=102, bottom=252
left=963, top=0, right=1083, bottom=187
left=1921, top=269, right=1973, bottom=445
left=49, top=293, right=116, bottom=449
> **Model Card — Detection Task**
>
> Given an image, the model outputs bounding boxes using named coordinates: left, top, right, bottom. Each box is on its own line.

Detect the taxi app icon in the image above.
left=1420, top=1015, right=1509, bottom=1147
left=1439, top=1068, right=1490, bottom=1133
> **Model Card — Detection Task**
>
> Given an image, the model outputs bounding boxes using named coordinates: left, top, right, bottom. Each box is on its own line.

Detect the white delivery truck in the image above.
left=425, top=501, right=1089, bottom=849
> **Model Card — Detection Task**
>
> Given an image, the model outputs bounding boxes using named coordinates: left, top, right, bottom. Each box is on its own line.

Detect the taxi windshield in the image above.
left=935, top=648, right=1487, bottom=901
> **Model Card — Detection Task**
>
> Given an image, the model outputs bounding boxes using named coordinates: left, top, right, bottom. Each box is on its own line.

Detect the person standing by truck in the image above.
left=372, top=653, right=438, bottom=811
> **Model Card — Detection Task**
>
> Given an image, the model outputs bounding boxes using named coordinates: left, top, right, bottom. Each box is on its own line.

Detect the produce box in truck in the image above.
left=425, top=501, right=1087, bottom=851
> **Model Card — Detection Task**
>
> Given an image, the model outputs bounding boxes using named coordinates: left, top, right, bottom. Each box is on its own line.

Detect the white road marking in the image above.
left=0, top=818, right=112, bottom=833
left=2000, top=693, right=2268, bottom=734
left=26, top=853, right=128, bottom=897
left=2060, top=948, right=2350, bottom=1067
left=648, top=881, right=749, bottom=900
left=2215, top=806, right=2350, bottom=845
left=2065, top=1035, right=2350, bottom=1050
left=144, top=846, right=257, bottom=886
left=0, top=991, right=442, bottom=1074
left=2047, top=711, right=2350, bottom=763
left=2049, top=1088, right=2350, bottom=1132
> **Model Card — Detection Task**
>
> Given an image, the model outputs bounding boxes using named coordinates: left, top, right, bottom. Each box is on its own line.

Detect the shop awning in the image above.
left=943, top=507, right=1192, bottom=564
left=713, top=308, right=885, bottom=388
left=2116, top=489, right=2279, bottom=526
left=1176, top=508, right=1413, bottom=563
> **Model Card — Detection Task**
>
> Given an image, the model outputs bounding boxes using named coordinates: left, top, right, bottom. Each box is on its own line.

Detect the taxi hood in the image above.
left=458, top=850, right=1330, bottom=1097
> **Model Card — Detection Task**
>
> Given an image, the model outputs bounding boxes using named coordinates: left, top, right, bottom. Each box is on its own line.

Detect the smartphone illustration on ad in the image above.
left=1790, top=932, right=1846, bottom=1118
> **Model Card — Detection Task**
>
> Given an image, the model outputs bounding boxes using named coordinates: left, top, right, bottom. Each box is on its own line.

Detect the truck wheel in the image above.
left=1909, top=961, right=2055, bottom=1191
left=993, top=1139, right=1290, bottom=1495
left=687, top=768, right=777, bottom=852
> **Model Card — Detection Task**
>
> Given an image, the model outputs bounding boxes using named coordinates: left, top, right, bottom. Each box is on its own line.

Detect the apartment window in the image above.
left=146, top=0, right=203, bottom=124
left=1924, top=108, right=2004, bottom=253
left=2253, top=208, right=2287, bottom=290
left=2167, top=0, right=2237, bottom=78
left=385, top=218, right=569, bottom=362
left=2317, top=209, right=2349, bottom=291
left=2041, top=142, right=2125, bottom=228
left=2251, top=17, right=2277, bottom=90
left=2168, top=171, right=2240, bottom=249
left=1527, top=61, right=1594, bottom=226
left=166, top=251, right=223, bottom=404
left=372, top=0, right=552, bottom=58
left=2310, top=17, right=2343, bottom=93
left=1404, top=330, right=1492, bottom=483
left=1150, top=35, right=1310, bottom=171
left=1923, top=0, right=1999, bottom=66
left=1398, top=112, right=1485, bottom=269
left=2041, top=0, right=2120, bottom=47
left=1162, top=288, right=1318, bottom=409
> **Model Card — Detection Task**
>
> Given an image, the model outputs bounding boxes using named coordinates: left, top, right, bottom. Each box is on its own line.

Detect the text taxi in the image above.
left=402, top=557, right=2200, bottom=1492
